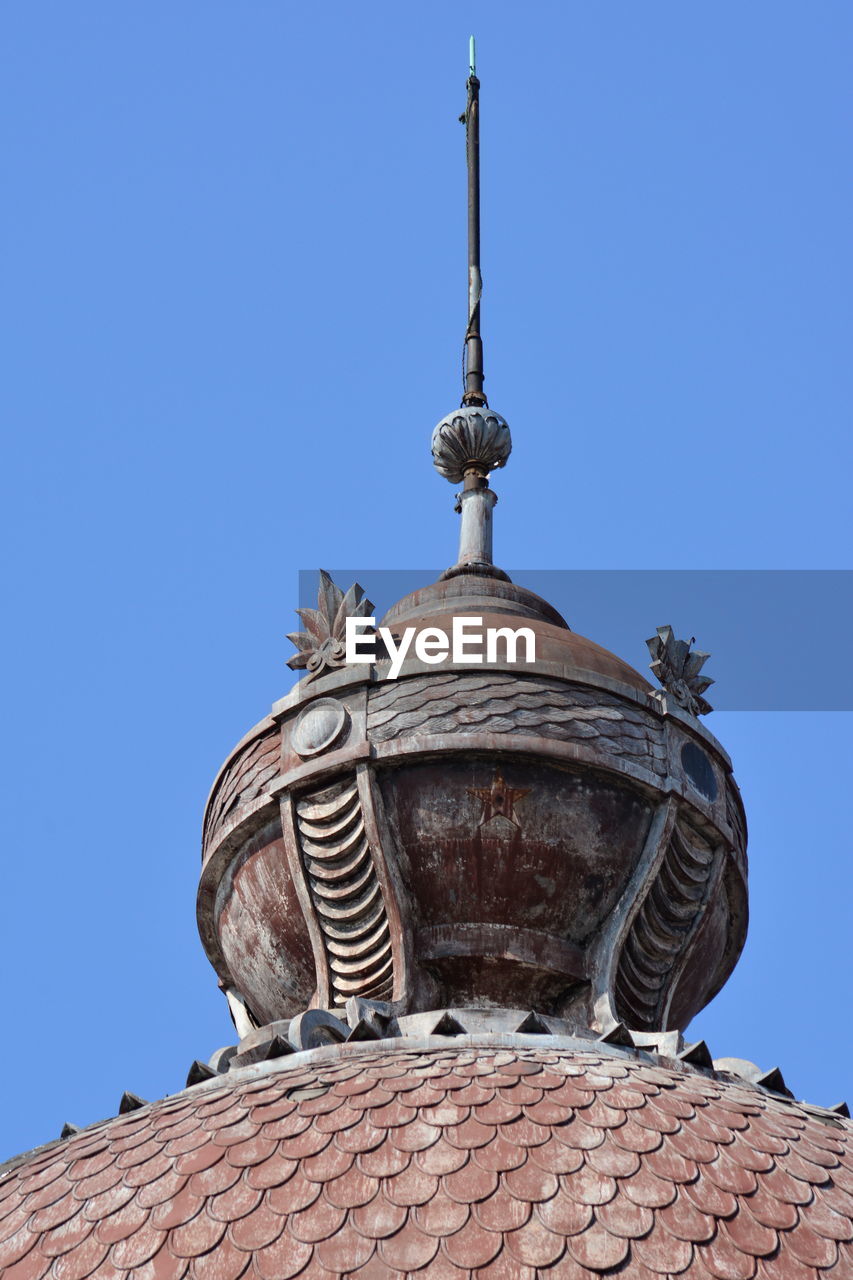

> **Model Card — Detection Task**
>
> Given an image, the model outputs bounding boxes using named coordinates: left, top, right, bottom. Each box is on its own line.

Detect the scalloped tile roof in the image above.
left=1, top=1045, right=851, bottom=1279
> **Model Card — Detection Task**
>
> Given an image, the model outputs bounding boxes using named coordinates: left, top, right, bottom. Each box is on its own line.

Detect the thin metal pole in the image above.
left=463, top=60, right=486, bottom=407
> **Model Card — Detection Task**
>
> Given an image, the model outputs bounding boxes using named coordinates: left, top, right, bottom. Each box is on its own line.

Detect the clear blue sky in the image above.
left=2, top=3, right=851, bottom=1159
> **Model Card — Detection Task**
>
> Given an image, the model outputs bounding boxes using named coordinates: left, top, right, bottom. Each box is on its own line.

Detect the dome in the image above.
left=2, top=1038, right=851, bottom=1280
left=379, top=573, right=653, bottom=696
left=197, top=565, right=747, bottom=1037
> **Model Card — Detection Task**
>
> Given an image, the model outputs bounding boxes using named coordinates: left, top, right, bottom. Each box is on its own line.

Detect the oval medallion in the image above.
left=292, top=698, right=350, bottom=758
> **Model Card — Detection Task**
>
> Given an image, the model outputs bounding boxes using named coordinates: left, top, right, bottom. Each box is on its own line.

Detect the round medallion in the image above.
left=292, top=698, right=350, bottom=758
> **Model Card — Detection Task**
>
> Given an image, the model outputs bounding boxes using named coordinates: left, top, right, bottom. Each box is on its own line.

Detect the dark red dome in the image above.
left=2, top=1040, right=851, bottom=1280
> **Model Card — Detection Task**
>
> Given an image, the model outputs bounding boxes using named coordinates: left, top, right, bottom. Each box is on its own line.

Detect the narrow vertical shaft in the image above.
left=455, top=475, right=498, bottom=569
left=464, top=74, right=486, bottom=407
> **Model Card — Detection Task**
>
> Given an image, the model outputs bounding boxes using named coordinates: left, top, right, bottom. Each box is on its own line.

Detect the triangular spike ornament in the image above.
left=346, top=1019, right=381, bottom=1043
left=597, top=1022, right=635, bottom=1048
left=186, top=1060, right=220, bottom=1087
left=679, top=1040, right=714, bottom=1069
left=118, top=1091, right=147, bottom=1115
left=429, top=1012, right=467, bottom=1037
left=515, top=1011, right=552, bottom=1035
left=756, top=1066, right=793, bottom=1098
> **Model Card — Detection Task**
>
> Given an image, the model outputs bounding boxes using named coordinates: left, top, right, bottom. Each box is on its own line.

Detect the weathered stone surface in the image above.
left=203, top=723, right=279, bottom=858
left=367, top=674, right=667, bottom=778
left=210, top=820, right=317, bottom=1028
left=378, top=756, right=653, bottom=1012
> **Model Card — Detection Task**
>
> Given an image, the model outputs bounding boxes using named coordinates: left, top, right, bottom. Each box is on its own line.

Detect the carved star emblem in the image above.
left=468, top=771, right=529, bottom=830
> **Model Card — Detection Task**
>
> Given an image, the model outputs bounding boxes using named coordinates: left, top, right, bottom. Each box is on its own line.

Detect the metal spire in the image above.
left=431, top=38, right=511, bottom=581
left=462, top=36, right=486, bottom=407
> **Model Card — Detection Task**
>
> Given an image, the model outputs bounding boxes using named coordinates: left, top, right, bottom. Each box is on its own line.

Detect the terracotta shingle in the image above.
left=0, top=1044, right=851, bottom=1280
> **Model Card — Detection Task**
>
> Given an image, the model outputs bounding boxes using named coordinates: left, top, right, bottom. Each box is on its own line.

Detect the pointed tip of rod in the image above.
left=469, top=35, right=476, bottom=77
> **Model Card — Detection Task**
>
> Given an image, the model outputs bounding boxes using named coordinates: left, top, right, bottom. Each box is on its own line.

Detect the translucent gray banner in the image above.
left=296, top=569, right=853, bottom=711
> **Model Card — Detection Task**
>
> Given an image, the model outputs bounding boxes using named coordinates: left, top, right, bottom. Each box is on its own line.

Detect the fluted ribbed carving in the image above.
left=431, top=406, right=511, bottom=482
left=615, top=823, right=715, bottom=1030
left=295, top=777, right=393, bottom=1008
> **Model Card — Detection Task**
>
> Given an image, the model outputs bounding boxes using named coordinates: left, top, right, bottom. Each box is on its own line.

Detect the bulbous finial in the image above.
left=431, top=405, right=512, bottom=483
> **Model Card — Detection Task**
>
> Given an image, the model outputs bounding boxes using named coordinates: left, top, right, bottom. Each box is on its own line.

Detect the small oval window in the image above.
left=681, top=741, right=718, bottom=801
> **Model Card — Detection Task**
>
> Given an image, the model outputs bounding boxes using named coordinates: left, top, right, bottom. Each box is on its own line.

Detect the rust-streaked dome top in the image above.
left=379, top=573, right=653, bottom=697
left=2, top=1038, right=851, bottom=1280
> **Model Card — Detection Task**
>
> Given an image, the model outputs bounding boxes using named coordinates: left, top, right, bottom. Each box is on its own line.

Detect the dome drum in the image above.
left=198, top=580, right=747, bottom=1043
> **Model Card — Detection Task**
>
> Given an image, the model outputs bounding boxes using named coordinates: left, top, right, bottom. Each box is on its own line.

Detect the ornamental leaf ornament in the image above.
left=646, top=624, right=714, bottom=716
left=287, top=570, right=374, bottom=677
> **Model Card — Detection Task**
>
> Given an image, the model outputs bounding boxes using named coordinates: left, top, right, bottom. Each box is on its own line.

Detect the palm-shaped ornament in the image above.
left=646, top=624, right=714, bottom=716
left=287, top=570, right=375, bottom=678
